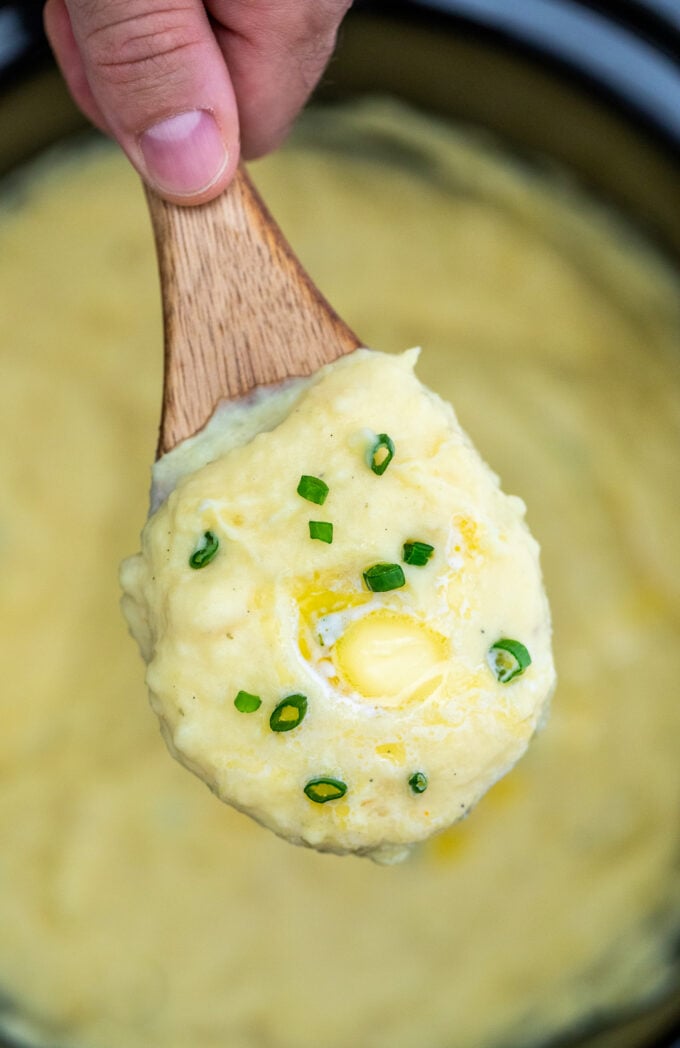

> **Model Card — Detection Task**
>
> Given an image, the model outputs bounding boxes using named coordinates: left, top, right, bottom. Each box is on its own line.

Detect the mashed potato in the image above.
left=0, top=100, right=678, bottom=1048
left=121, top=348, right=555, bottom=861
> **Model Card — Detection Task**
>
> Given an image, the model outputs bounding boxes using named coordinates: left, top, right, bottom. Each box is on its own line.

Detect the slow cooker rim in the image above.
left=352, top=0, right=680, bottom=161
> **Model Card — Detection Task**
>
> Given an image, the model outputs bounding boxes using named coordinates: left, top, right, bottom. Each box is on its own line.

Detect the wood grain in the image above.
left=145, top=168, right=361, bottom=457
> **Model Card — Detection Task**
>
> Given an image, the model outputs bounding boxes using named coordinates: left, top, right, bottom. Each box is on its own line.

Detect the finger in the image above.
left=208, top=0, right=352, bottom=159
left=60, top=0, right=241, bottom=204
left=44, top=0, right=109, bottom=133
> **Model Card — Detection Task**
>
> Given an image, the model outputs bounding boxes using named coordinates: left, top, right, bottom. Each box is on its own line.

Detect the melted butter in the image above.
left=333, top=610, right=449, bottom=705
left=0, top=99, right=679, bottom=1048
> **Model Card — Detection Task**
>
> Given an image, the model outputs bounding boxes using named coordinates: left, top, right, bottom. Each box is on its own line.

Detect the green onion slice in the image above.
left=402, top=540, right=435, bottom=566
left=189, top=530, right=219, bottom=569
left=297, top=475, right=329, bottom=505
left=408, top=771, right=428, bottom=794
left=309, top=520, right=333, bottom=544
left=270, top=693, right=308, bottom=732
left=487, top=638, right=532, bottom=684
left=234, top=690, right=261, bottom=713
left=304, top=777, right=347, bottom=804
left=368, top=433, right=395, bottom=475
left=363, top=563, right=406, bottom=592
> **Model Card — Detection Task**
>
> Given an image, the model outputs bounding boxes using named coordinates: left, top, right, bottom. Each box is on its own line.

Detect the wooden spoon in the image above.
left=145, top=167, right=361, bottom=459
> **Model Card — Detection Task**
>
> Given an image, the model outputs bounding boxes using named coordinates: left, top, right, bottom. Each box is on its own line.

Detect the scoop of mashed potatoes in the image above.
left=121, top=348, right=555, bottom=861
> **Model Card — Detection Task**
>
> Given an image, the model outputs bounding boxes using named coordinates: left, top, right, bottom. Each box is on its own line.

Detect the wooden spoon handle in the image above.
left=146, top=168, right=361, bottom=457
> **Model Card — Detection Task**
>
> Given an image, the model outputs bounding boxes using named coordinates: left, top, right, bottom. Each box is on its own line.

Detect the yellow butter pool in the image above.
left=0, top=100, right=678, bottom=1048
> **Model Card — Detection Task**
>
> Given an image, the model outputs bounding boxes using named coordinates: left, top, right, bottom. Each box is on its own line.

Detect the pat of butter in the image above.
left=333, top=610, right=449, bottom=706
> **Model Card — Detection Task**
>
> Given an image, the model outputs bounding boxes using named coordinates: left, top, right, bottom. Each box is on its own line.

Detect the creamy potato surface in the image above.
left=121, top=349, right=555, bottom=862
left=0, top=101, right=678, bottom=1048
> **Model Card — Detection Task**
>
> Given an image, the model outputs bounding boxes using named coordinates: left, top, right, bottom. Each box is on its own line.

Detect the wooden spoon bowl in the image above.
left=145, top=168, right=361, bottom=458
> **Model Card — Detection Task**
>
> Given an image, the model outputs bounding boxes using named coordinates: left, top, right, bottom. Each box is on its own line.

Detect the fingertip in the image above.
left=137, top=109, right=240, bottom=206
left=56, top=1, right=243, bottom=205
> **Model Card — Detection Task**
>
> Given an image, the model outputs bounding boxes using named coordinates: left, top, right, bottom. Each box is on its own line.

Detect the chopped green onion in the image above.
left=363, top=563, right=406, bottom=592
left=270, top=693, right=308, bottom=732
left=487, top=638, right=532, bottom=684
left=297, top=475, right=329, bottom=505
left=309, top=520, right=334, bottom=544
left=304, top=777, right=347, bottom=804
left=189, top=530, right=219, bottom=569
left=403, top=540, right=435, bottom=566
left=234, top=690, right=261, bottom=713
left=368, top=433, right=395, bottom=475
left=408, top=771, right=428, bottom=794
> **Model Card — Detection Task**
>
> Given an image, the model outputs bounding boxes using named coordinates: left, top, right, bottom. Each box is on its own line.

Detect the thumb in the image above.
left=46, top=0, right=240, bottom=204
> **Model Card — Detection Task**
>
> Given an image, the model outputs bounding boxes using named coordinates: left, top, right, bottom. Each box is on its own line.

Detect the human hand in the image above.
left=44, top=0, right=352, bottom=204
